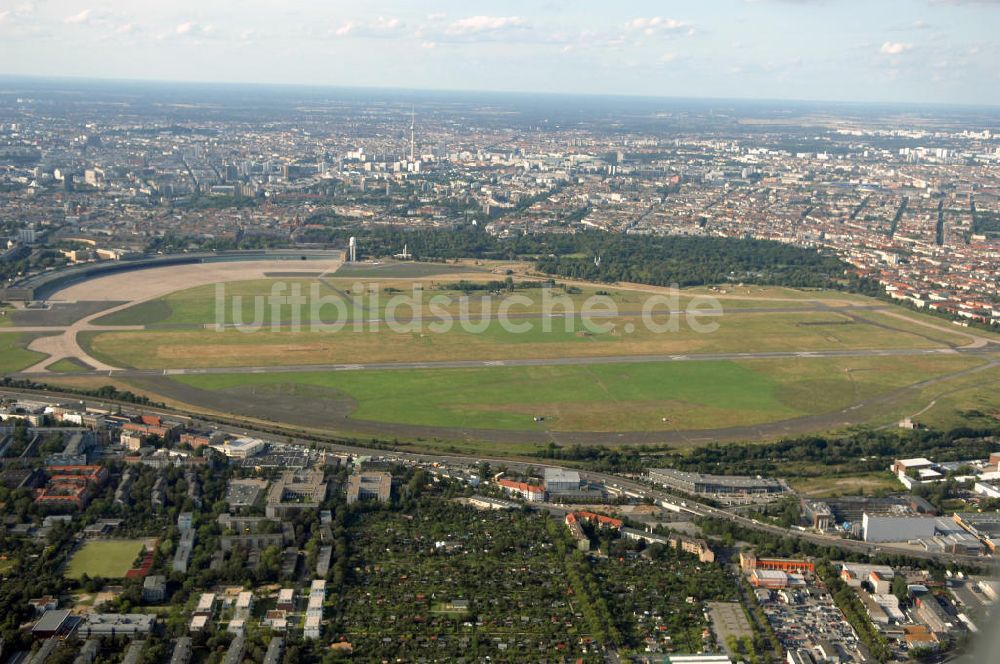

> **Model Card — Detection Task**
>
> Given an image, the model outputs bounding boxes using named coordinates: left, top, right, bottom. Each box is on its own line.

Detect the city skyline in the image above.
left=1, top=0, right=999, bottom=106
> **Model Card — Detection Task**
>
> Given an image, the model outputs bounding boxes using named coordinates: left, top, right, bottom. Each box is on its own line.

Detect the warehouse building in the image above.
left=647, top=468, right=788, bottom=497
left=861, top=514, right=937, bottom=542
left=543, top=468, right=581, bottom=493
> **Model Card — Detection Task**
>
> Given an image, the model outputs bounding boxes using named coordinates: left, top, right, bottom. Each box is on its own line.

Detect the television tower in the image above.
left=409, top=107, right=415, bottom=162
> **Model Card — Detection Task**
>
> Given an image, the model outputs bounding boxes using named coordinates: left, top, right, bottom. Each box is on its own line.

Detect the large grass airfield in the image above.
left=4, top=258, right=1000, bottom=447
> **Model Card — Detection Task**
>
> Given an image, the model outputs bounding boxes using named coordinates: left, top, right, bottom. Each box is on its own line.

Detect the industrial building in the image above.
left=210, top=437, right=266, bottom=459
left=647, top=468, right=788, bottom=498
left=801, top=500, right=833, bottom=530
left=952, top=512, right=1000, bottom=553
left=861, top=513, right=938, bottom=542
left=739, top=552, right=814, bottom=574
left=543, top=468, right=581, bottom=493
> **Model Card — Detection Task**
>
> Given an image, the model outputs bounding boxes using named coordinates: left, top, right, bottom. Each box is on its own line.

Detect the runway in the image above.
left=14, top=343, right=991, bottom=380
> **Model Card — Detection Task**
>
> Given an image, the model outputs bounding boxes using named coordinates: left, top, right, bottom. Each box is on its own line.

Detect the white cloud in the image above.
left=445, top=15, right=526, bottom=37
left=64, top=9, right=93, bottom=25
left=0, top=11, right=10, bottom=23
left=624, top=16, right=691, bottom=36
left=170, top=22, right=214, bottom=39
left=332, top=16, right=405, bottom=38
left=880, top=41, right=912, bottom=55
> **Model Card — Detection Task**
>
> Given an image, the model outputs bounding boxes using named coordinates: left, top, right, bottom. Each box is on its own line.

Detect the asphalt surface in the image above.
left=11, top=344, right=993, bottom=379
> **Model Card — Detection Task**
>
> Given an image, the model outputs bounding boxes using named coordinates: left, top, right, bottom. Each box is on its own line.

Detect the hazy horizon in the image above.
left=4, top=73, right=1000, bottom=115
left=1, top=1, right=999, bottom=106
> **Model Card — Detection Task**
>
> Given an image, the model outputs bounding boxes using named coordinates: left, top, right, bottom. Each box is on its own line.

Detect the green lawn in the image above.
left=48, top=358, right=92, bottom=373
left=0, top=333, right=47, bottom=374
left=172, top=354, right=979, bottom=432
left=90, top=276, right=867, bottom=328
left=82, top=305, right=961, bottom=371
left=65, top=540, right=146, bottom=579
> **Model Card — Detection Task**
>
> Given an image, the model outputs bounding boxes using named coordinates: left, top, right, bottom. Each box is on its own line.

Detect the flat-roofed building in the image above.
left=264, top=638, right=284, bottom=664
left=234, top=592, right=253, bottom=618
left=862, top=513, right=937, bottom=542
left=194, top=593, right=216, bottom=616
left=122, top=641, right=145, bottom=664
left=346, top=472, right=391, bottom=504
left=544, top=468, right=581, bottom=493
left=304, top=614, right=322, bottom=639
left=740, top=552, right=814, bottom=574
left=276, top=588, right=295, bottom=611
left=223, top=636, right=245, bottom=664
left=750, top=569, right=790, bottom=589
left=142, top=576, right=167, bottom=603
left=78, top=613, right=156, bottom=637
left=32, top=610, right=78, bottom=639
left=188, top=615, right=209, bottom=634
left=169, top=637, right=193, bottom=664
left=211, top=437, right=266, bottom=459
left=265, top=470, right=327, bottom=518
left=648, top=468, right=788, bottom=497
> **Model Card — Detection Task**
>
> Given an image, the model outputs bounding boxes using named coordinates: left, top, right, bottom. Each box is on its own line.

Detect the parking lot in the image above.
left=757, top=584, right=868, bottom=663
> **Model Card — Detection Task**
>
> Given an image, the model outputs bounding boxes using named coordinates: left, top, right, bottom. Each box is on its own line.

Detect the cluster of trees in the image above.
left=552, top=524, right=624, bottom=648
left=535, top=425, right=1000, bottom=483
left=146, top=232, right=283, bottom=254
left=534, top=442, right=648, bottom=473
left=535, top=235, right=847, bottom=288
left=325, top=226, right=850, bottom=289
left=658, top=425, right=1000, bottom=480
left=738, top=577, right=783, bottom=664
left=0, top=521, right=75, bottom=651
left=0, top=378, right=159, bottom=406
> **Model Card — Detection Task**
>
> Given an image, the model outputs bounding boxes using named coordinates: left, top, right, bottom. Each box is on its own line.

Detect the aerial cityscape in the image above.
left=2, top=2, right=1000, bottom=664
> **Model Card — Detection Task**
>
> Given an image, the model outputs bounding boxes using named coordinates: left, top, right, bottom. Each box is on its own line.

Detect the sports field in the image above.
left=65, top=539, right=146, bottom=579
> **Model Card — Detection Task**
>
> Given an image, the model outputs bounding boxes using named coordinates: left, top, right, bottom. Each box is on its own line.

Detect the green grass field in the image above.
left=65, top=539, right=146, bottom=579
left=93, top=277, right=835, bottom=327
left=48, top=358, right=92, bottom=373
left=172, top=354, right=983, bottom=432
left=63, top=273, right=1000, bottom=438
left=0, top=333, right=47, bottom=374
left=81, top=303, right=969, bottom=371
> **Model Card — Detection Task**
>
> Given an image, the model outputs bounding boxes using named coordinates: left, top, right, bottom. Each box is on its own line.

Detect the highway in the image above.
left=3, top=385, right=998, bottom=571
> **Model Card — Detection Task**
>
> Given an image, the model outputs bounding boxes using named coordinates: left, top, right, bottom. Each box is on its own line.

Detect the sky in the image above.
left=1, top=0, right=998, bottom=105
